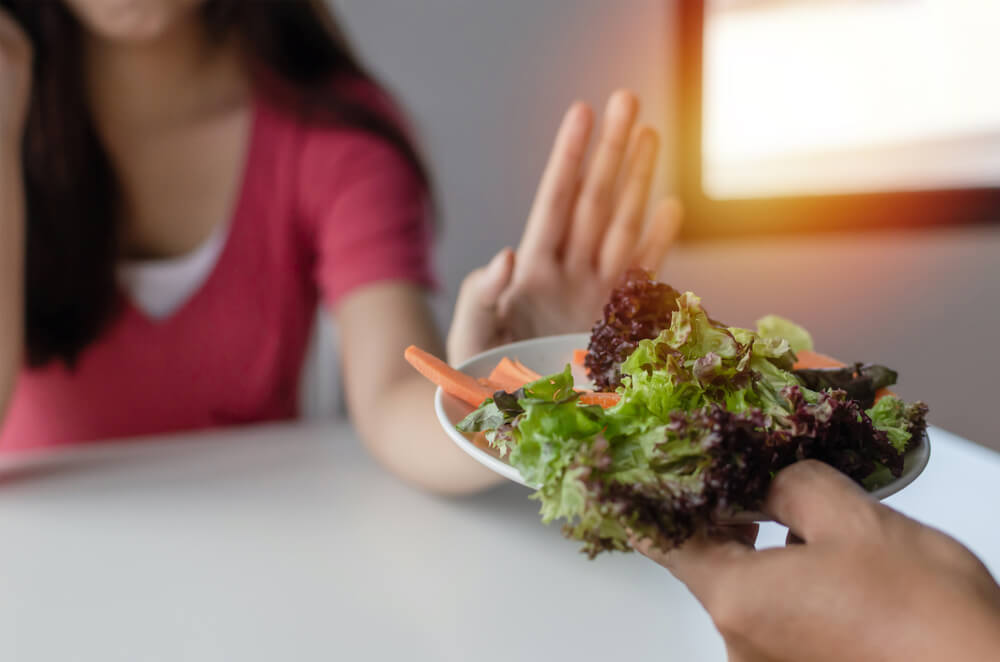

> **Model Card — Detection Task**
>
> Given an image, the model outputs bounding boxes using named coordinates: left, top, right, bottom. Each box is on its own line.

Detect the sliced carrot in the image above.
left=579, top=391, right=621, bottom=408
left=572, top=349, right=588, bottom=366
left=511, top=359, right=542, bottom=382
left=486, top=357, right=544, bottom=392
left=485, top=371, right=527, bottom=394
left=488, top=358, right=531, bottom=393
left=793, top=349, right=845, bottom=370
left=404, top=345, right=493, bottom=407
left=477, top=377, right=506, bottom=392
left=489, top=357, right=523, bottom=382
left=793, top=350, right=895, bottom=403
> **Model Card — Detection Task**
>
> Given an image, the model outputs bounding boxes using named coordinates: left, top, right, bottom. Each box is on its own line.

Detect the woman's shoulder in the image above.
left=238, top=73, right=434, bottom=304
left=248, top=73, right=427, bottom=227
left=252, top=74, right=422, bottom=208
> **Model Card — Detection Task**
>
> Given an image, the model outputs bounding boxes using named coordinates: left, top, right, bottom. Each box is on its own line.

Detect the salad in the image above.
left=407, top=270, right=928, bottom=558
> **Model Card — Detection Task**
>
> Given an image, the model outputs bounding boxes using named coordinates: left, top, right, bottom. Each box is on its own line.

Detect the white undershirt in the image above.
left=117, top=221, right=230, bottom=320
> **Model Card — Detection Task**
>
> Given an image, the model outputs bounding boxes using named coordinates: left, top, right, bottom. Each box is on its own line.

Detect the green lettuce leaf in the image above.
left=618, top=293, right=803, bottom=419
left=756, top=314, right=814, bottom=353
left=866, top=395, right=929, bottom=453
left=507, top=366, right=604, bottom=486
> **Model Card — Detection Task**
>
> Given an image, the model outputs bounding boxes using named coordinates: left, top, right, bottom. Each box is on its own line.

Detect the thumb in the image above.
left=632, top=527, right=753, bottom=607
left=475, top=247, right=516, bottom=305
left=448, top=248, right=515, bottom=364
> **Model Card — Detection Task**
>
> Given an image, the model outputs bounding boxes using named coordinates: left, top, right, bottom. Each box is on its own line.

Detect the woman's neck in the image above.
left=84, top=18, right=249, bottom=133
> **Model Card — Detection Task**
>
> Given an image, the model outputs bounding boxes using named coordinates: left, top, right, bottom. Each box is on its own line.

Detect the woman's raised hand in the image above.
left=449, top=90, right=681, bottom=364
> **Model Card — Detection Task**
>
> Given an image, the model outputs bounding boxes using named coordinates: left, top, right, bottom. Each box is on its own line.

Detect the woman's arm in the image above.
left=334, top=282, right=501, bottom=494
left=0, top=9, right=32, bottom=425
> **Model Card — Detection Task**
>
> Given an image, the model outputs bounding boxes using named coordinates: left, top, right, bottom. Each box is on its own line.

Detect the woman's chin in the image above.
left=66, top=0, right=202, bottom=45
left=92, top=12, right=184, bottom=43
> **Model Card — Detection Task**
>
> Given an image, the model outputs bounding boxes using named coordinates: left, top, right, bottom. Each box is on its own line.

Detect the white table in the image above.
left=0, top=424, right=996, bottom=662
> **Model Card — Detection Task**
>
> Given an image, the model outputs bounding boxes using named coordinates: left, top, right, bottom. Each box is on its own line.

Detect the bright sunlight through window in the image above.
left=703, top=0, right=1000, bottom=199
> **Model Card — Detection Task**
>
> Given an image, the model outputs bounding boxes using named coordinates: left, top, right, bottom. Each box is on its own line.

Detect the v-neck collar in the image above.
left=122, top=95, right=262, bottom=327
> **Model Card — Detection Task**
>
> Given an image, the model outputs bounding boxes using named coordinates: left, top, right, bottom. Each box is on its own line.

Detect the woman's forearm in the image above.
left=353, top=374, right=503, bottom=495
left=334, top=283, right=504, bottom=495
left=0, top=147, right=25, bottom=424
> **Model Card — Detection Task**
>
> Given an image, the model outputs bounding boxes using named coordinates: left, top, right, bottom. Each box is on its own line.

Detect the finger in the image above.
left=706, top=522, right=760, bottom=548
left=598, top=126, right=660, bottom=282
left=517, top=102, right=594, bottom=262
left=564, top=90, right=639, bottom=271
left=764, top=460, right=872, bottom=543
left=632, top=528, right=752, bottom=600
left=460, top=247, right=515, bottom=310
left=448, top=248, right=515, bottom=361
left=633, top=197, right=683, bottom=274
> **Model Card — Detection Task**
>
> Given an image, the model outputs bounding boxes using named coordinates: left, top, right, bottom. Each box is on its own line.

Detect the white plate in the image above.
left=435, top=333, right=931, bottom=521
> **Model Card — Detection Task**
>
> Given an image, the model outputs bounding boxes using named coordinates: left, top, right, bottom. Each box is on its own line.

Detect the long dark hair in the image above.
left=3, top=0, right=429, bottom=368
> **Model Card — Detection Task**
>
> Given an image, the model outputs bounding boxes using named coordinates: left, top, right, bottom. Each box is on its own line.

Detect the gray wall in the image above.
left=315, top=1, right=1000, bottom=452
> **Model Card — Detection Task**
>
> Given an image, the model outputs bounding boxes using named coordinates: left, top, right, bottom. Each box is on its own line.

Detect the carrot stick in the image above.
left=579, top=391, right=620, bottom=408
left=488, top=358, right=530, bottom=393
left=486, top=357, right=544, bottom=393
left=485, top=371, right=527, bottom=394
left=477, top=377, right=505, bottom=392
left=572, top=349, right=588, bottom=366
left=511, top=359, right=542, bottom=382
left=404, top=346, right=494, bottom=407
left=489, top=357, right=525, bottom=383
left=793, top=349, right=845, bottom=370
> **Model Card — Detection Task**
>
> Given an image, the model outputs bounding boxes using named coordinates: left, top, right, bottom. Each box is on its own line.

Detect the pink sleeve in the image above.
left=298, top=129, right=437, bottom=307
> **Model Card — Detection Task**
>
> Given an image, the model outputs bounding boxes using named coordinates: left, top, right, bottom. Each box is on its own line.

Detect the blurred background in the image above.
left=304, top=0, right=1000, bottom=452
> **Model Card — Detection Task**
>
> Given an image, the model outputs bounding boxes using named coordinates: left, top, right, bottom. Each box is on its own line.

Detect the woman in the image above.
left=0, top=0, right=680, bottom=493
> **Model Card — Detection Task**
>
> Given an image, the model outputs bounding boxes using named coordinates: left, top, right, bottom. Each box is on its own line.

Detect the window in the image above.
left=676, top=0, right=1000, bottom=236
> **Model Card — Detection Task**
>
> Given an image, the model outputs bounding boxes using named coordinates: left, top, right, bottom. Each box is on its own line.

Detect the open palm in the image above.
left=448, top=91, right=681, bottom=364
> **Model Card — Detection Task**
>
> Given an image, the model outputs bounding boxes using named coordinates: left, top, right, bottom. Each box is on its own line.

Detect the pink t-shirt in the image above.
left=0, top=84, right=435, bottom=451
